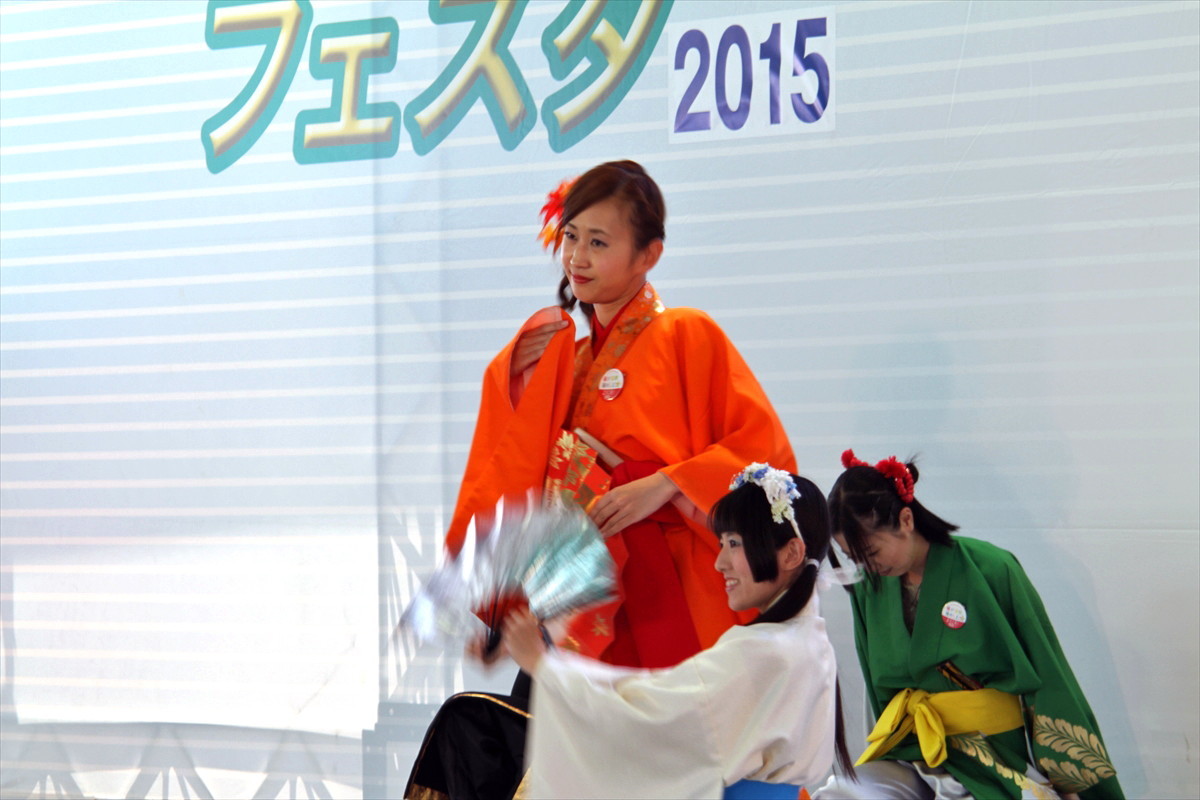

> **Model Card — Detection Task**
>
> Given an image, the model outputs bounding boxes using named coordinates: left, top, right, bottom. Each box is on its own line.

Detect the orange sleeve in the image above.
left=444, top=308, right=578, bottom=554
left=657, top=311, right=795, bottom=516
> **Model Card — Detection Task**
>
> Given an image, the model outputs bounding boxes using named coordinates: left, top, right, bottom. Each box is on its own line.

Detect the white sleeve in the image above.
left=527, top=648, right=723, bottom=799
left=526, top=618, right=837, bottom=800
left=703, top=618, right=837, bottom=788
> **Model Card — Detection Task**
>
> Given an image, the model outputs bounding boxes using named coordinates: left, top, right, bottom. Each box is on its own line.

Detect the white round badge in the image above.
left=598, top=368, right=624, bottom=401
left=941, top=601, right=967, bottom=629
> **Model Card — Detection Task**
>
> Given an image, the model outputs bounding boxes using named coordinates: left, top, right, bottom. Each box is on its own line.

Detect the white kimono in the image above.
left=527, top=601, right=837, bottom=799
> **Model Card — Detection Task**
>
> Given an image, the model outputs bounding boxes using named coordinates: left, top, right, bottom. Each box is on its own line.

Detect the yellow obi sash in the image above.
left=858, top=688, right=1024, bottom=768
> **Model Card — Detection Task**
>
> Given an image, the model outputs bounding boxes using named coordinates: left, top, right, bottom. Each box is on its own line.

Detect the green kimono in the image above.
left=849, top=536, right=1123, bottom=800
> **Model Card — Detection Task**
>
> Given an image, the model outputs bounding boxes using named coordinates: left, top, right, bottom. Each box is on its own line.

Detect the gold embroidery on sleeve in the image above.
left=1033, top=715, right=1116, bottom=792
left=949, top=733, right=1055, bottom=800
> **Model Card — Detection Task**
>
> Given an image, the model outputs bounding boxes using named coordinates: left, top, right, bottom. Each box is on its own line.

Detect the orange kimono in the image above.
left=446, top=283, right=794, bottom=662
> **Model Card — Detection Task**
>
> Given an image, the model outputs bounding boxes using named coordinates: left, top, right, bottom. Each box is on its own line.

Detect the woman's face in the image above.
left=561, top=197, right=659, bottom=318
left=834, top=508, right=928, bottom=579
left=714, top=532, right=791, bottom=613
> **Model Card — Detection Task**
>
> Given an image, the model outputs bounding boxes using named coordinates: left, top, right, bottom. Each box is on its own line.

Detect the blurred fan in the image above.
left=399, top=499, right=616, bottom=651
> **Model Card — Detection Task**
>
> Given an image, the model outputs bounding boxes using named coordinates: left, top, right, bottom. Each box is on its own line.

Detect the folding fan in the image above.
left=399, top=500, right=616, bottom=651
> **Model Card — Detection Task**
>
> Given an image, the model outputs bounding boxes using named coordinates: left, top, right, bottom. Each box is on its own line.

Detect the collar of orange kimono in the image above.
left=568, top=282, right=664, bottom=431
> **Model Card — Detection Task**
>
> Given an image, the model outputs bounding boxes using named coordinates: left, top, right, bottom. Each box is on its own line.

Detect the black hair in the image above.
left=827, top=458, right=959, bottom=589
left=708, top=472, right=855, bottom=779
left=552, top=160, right=666, bottom=319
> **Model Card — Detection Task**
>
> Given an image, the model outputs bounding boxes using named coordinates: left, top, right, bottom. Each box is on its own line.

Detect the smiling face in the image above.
left=714, top=532, right=800, bottom=613
left=561, top=197, right=661, bottom=325
left=833, top=507, right=930, bottom=580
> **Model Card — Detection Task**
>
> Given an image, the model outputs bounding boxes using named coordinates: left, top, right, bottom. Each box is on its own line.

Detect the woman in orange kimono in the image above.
left=405, top=161, right=794, bottom=800
left=446, top=159, right=795, bottom=666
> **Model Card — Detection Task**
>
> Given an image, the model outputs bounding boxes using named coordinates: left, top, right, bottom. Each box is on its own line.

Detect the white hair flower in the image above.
left=729, top=462, right=801, bottom=537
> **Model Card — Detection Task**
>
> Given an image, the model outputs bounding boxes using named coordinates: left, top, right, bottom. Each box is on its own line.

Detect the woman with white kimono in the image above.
left=500, top=464, right=856, bottom=800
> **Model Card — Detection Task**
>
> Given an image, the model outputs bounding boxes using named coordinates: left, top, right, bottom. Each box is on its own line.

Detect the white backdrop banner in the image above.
left=1, top=1, right=1197, bottom=798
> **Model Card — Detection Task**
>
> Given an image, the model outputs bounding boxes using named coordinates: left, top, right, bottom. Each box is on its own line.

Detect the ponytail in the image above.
left=749, top=558, right=856, bottom=779
left=715, top=474, right=855, bottom=782
left=556, top=275, right=593, bottom=318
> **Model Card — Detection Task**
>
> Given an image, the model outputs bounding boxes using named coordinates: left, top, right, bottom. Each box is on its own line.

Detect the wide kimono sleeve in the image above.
left=992, top=553, right=1125, bottom=800
left=654, top=310, right=795, bottom=515
left=526, top=619, right=836, bottom=800
left=847, top=584, right=886, bottom=721
left=444, top=308, right=578, bottom=554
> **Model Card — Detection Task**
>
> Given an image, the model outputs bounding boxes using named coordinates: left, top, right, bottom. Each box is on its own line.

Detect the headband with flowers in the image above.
left=538, top=177, right=576, bottom=250
left=840, top=449, right=915, bottom=504
left=730, top=462, right=802, bottom=538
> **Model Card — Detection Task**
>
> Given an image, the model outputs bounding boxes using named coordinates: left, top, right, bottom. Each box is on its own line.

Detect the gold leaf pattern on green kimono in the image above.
left=949, top=732, right=994, bottom=766
left=949, top=734, right=1056, bottom=800
left=1033, top=714, right=1116, bottom=790
left=1037, top=758, right=1100, bottom=794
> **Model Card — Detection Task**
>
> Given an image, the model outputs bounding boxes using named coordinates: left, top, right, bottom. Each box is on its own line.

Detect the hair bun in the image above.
left=906, top=461, right=920, bottom=484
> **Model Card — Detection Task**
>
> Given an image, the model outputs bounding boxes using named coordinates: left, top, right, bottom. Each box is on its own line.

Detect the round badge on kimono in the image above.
left=598, top=368, right=624, bottom=401
left=941, top=601, right=967, bottom=629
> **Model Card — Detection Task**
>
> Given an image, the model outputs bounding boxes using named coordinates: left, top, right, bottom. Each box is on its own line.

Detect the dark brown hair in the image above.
left=828, top=459, right=959, bottom=589
left=554, top=160, right=666, bottom=316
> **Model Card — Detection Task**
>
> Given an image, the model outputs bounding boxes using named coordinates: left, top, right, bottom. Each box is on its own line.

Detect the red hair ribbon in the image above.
left=841, top=448, right=915, bottom=504
left=538, top=177, right=576, bottom=250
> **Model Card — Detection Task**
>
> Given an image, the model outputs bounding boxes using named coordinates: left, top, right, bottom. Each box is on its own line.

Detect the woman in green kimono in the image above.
left=815, top=450, right=1123, bottom=800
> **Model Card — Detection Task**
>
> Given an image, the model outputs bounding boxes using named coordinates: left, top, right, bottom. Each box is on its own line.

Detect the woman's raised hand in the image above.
left=510, top=318, right=569, bottom=376
left=589, top=471, right=680, bottom=537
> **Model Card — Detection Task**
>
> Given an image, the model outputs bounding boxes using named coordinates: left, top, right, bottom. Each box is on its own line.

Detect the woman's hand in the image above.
left=510, top=319, right=569, bottom=376
left=502, top=609, right=547, bottom=675
left=465, top=632, right=507, bottom=668
left=589, top=471, right=680, bottom=537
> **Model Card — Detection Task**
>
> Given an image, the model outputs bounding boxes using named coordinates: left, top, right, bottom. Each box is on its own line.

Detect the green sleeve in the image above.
left=848, top=585, right=884, bottom=721
left=1000, top=555, right=1125, bottom=800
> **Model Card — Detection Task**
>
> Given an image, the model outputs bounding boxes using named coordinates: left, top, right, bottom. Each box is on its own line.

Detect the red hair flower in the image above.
left=538, top=177, right=576, bottom=250
left=841, top=449, right=915, bottom=504
left=873, top=456, right=915, bottom=504
left=841, top=449, right=869, bottom=469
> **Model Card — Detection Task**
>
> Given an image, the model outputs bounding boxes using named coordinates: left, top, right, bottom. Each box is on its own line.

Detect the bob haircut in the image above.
left=707, top=473, right=830, bottom=625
